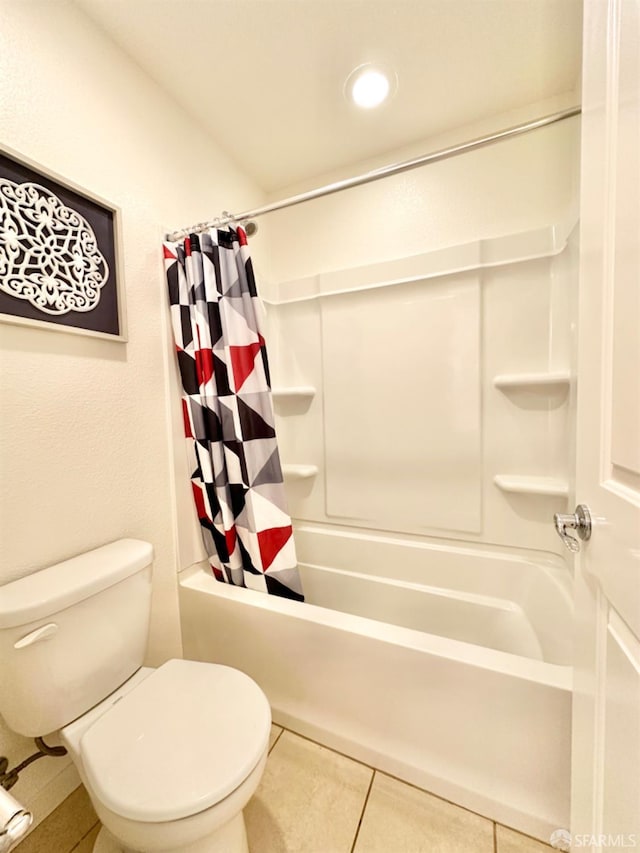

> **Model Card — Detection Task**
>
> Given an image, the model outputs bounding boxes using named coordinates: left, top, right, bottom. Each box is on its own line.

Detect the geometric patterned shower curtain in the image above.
left=163, top=226, right=303, bottom=601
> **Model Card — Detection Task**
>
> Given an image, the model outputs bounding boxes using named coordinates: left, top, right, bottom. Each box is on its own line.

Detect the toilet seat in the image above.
left=79, top=659, right=271, bottom=823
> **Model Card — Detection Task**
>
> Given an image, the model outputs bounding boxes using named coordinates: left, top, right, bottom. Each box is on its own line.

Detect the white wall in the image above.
left=263, top=95, right=580, bottom=284
left=261, top=102, right=580, bottom=573
left=0, top=0, right=265, bottom=831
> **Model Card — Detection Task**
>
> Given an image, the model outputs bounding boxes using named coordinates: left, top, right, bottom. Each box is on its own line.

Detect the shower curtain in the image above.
left=163, top=227, right=303, bottom=601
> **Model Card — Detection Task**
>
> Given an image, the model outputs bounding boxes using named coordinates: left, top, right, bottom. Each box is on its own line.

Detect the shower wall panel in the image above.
left=321, top=272, right=481, bottom=535
left=268, top=224, right=577, bottom=558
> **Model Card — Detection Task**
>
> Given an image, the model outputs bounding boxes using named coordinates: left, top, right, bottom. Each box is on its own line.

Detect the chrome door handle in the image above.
left=554, top=504, right=592, bottom=552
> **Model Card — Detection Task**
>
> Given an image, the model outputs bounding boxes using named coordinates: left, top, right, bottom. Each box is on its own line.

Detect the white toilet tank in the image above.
left=0, top=539, right=153, bottom=737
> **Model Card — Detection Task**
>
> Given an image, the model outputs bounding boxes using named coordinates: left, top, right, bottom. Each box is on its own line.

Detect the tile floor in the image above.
left=16, top=724, right=553, bottom=853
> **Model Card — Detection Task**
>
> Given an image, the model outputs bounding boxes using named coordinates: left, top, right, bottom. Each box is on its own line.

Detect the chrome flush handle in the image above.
left=554, top=504, right=592, bottom=552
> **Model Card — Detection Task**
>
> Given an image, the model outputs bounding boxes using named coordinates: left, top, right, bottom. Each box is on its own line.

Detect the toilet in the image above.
left=0, top=539, right=271, bottom=853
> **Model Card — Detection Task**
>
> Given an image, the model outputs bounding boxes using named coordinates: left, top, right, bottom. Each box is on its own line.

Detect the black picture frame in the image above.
left=0, top=146, right=126, bottom=341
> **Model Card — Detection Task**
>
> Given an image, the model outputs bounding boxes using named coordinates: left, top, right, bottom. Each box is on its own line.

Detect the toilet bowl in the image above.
left=60, top=660, right=271, bottom=853
left=0, top=540, right=271, bottom=853
left=61, top=659, right=271, bottom=853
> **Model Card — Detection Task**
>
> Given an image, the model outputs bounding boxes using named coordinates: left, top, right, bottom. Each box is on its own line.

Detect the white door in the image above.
left=570, top=0, right=640, bottom=850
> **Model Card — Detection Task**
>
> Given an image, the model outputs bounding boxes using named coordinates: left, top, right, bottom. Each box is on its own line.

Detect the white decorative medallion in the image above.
left=0, top=178, right=109, bottom=315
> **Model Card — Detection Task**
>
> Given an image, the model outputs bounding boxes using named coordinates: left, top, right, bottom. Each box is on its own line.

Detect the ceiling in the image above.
left=74, top=0, right=583, bottom=193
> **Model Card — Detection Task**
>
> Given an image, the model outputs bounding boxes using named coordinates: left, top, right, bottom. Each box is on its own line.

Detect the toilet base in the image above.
left=92, top=812, right=249, bottom=853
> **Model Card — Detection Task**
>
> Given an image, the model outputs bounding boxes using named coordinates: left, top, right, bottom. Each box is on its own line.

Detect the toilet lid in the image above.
left=80, top=659, right=271, bottom=822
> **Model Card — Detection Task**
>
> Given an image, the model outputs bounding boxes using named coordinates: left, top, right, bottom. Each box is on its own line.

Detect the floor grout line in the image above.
left=349, top=769, right=376, bottom=853
left=493, top=821, right=498, bottom=853
left=373, top=765, right=502, bottom=825
left=69, top=820, right=100, bottom=853
left=268, top=725, right=285, bottom=754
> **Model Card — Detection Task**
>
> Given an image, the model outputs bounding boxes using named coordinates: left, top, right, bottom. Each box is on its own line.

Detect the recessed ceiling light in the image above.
left=345, top=64, right=396, bottom=109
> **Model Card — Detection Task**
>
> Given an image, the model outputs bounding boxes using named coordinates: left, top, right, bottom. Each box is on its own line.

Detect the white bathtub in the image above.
left=179, top=527, right=572, bottom=841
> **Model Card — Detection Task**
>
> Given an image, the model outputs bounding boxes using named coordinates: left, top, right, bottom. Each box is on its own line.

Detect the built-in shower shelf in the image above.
left=272, top=386, right=316, bottom=401
left=493, top=371, right=571, bottom=390
left=493, top=475, right=569, bottom=497
left=282, top=464, right=319, bottom=480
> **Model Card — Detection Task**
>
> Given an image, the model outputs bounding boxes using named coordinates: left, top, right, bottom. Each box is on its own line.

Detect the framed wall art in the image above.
left=0, top=146, right=127, bottom=341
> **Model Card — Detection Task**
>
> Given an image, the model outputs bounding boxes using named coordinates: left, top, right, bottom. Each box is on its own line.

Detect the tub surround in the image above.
left=267, top=218, right=578, bottom=560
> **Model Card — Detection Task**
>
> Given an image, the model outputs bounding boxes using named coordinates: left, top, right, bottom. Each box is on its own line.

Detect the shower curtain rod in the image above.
left=165, top=105, right=581, bottom=241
